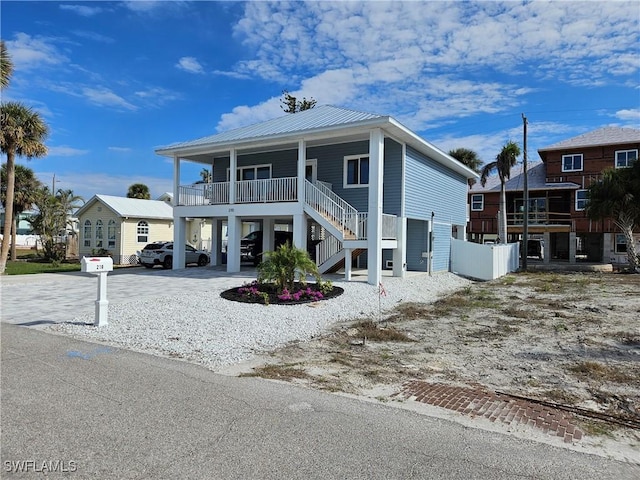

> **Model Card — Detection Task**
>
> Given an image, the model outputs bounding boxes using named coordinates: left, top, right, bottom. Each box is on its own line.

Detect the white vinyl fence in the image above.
left=451, top=239, right=519, bottom=281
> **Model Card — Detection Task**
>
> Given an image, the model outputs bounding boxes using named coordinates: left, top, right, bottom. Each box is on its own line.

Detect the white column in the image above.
left=543, top=231, right=551, bottom=264
left=229, top=148, right=237, bottom=204
left=569, top=232, right=577, bottom=264
left=263, top=218, right=274, bottom=253
left=226, top=215, right=242, bottom=273
left=392, top=216, right=407, bottom=278
left=210, top=219, right=219, bottom=266
left=293, top=214, right=307, bottom=251
left=367, top=128, right=384, bottom=286
left=173, top=156, right=181, bottom=205
left=297, top=139, right=306, bottom=204
left=344, top=248, right=352, bottom=281
left=173, top=217, right=186, bottom=269
left=603, top=232, right=613, bottom=263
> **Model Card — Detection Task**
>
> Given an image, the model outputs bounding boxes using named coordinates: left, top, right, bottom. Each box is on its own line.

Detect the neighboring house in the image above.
left=76, top=194, right=213, bottom=264
left=468, top=126, right=640, bottom=265
left=155, top=105, right=478, bottom=285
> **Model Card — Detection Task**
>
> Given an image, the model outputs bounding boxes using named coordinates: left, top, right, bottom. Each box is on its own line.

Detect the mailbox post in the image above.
left=81, top=257, right=114, bottom=327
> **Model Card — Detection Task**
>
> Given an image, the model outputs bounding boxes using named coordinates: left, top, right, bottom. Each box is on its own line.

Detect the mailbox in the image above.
left=81, top=256, right=113, bottom=274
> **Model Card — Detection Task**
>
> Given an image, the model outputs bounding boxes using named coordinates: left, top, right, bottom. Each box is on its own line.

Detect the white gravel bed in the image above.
left=47, top=272, right=471, bottom=370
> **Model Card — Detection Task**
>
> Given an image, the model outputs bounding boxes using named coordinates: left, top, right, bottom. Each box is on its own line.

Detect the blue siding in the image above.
left=432, top=222, right=452, bottom=272
left=406, top=219, right=428, bottom=272
left=212, top=150, right=297, bottom=181
left=404, top=146, right=467, bottom=224
left=382, top=138, right=402, bottom=215
left=307, top=141, right=370, bottom=211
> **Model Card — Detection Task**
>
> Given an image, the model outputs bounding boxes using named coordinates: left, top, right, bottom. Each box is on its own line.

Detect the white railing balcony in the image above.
left=382, top=214, right=397, bottom=239
left=235, top=177, right=298, bottom=203
left=178, top=182, right=229, bottom=206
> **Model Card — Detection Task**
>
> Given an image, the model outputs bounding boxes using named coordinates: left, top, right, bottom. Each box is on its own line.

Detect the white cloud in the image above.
left=134, top=87, right=182, bottom=106
left=108, top=147, right=132, bottom=153
left=48, top=146, right=90, bottom=157
left=176, top=56, right=204, bottom=74
left=615, top=109, right=640, bottom=121
left=5, top=33, right=68, bottom=71
left=82, top=87, right=137, bottom=111
left=72, top=30, right=115, bottom=43
left=59, top=4, right=103, bottom=16
left=123, top=1, right=163, bottom=12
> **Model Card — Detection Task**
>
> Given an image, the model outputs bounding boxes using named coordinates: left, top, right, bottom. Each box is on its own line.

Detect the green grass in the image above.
left=5, top=260, right=81, bottom=275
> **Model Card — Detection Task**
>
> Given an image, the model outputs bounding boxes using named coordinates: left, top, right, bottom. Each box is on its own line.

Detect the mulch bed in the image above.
left=220, top=282, right=344, bottom=305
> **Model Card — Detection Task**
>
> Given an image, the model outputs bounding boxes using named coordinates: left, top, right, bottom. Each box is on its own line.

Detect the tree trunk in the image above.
left=616, top=213, right=639, bottom=273
left=11, top=214, right=17, bottom=260
left=0, top=152, right=16, bottom=273
left=499, top=182, right=507, bottom=244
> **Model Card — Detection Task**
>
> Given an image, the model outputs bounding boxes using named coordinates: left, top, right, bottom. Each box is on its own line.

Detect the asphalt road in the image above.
left=2, top=323, right=638, bottom=480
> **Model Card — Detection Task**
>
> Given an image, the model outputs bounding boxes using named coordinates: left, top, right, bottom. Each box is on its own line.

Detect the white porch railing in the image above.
left=315, top=235, right=342, bottom=266
left=179, top=183, right=229, bottom=206
left=236, top=177, right=297, bottom=203
left=382, top=214, right=396, bottom=239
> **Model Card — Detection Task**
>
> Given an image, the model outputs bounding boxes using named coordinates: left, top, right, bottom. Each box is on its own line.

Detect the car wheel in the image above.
left=198, top=254, right=208, bottom=267
left=143, top=263, right=154, bottom=269
left=163, top=256, right=173, bottom=269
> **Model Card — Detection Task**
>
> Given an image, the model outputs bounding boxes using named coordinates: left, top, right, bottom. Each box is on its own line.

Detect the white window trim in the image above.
left=343, top=154, right=369, bottom=189
left=575, top=189, right=588, bottom=211
left=107, top=220, right=116, bottom=249
left=83, top=220, right=92, bottom=248
left=614, top=234, right=627, bottom=254
left=95, top=219, right=104, bottom=248
left=561, top=153, right=583, bottom=173
left=615, top=149, right=637, bottom=169
left=226, top=164, right=272, bottom=181
left=471, top=194, right=484, bottom=211
left=137, top=220, right=149, bottom=243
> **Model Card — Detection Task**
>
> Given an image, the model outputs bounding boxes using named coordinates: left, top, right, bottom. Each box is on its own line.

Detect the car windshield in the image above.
left=143, top=243, right=166, bottom=250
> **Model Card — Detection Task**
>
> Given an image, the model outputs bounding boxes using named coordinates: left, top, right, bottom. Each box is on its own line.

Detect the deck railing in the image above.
left=507, top=211, right=572, bottom=226
left=235, top=177, right=297, bottom=203
left=178, top=182, right=229, bottom=206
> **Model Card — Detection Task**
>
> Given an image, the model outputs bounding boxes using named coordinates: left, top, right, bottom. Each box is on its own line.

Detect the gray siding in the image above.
left=404, top=146, right=467, bottom=224
left=406, top=219, right=428, bottom=272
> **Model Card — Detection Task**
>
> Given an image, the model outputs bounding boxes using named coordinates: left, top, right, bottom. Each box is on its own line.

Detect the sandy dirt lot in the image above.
left=236, top=271, right=640, bottom=458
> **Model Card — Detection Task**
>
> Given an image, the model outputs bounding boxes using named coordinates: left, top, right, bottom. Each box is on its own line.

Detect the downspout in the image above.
left=429, top=211, right=434, bottom=276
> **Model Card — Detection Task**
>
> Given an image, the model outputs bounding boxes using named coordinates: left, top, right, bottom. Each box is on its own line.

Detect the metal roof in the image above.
left=538, top=126, right=640, bottom=152
left=156, top=105, right=386, bottom=153
left=469, top=162, right=580, bottom=193
left=76, top=195, right=173, bottom=220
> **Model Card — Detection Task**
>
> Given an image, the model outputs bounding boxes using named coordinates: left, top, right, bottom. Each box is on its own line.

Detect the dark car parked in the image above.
left=241, top=230, right=294, bottom=265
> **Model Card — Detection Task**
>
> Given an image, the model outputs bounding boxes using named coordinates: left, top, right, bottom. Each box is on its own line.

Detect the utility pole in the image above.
left=522, top=114, right=529, bottom=271
left=52, top=173, right=57, bottom=193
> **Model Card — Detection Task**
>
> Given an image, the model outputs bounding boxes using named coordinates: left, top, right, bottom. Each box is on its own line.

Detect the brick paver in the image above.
left=394, top=380, right=583, bottom=443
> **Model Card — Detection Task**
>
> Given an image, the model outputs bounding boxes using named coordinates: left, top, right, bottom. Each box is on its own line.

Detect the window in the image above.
left=615, top=234, right=627, bottom=254
left=227, top=164, right=272, bottom=181
left=471, top=194, right=484, bottom=211
left=575, top=190, right=588, bottom=211
left=107, top=220, right=116, bottom=248
left=344, top=155, right=369, bottom=187
left=562, top=154, right=583, bottom=172
left=95, top=220, right=104, bottom=248
left=615, top=149, right=637, bottom=168
left=83, top=220, right=92, bottom=247
left=137, top=221, right=149, bottom=243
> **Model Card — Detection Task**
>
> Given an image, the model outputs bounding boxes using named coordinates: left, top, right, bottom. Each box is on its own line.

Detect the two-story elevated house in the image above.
left=468, top=126, right=640, bottom=265
left=156, top=105, right=478, bottom=285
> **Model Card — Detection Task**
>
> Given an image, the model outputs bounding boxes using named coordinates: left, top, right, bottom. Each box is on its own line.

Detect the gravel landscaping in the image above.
left=48, top=272, right=471, bottom=369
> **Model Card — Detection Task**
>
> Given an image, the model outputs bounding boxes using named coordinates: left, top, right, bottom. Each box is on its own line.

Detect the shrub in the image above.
left=257, top=242, right=320, bottom=293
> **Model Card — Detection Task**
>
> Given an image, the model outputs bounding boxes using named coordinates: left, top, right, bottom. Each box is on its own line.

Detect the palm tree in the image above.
left=586, top=161, right=639, bottom=272
left=1, top=40, right=13, bottom=89
left=480, top=141, right=521, bottom=244
left=1, top=164, right=42, bottom=260
left=448, top=148, right=482, bottom=187
left=0, top=102, right=49, bottom=273
left=127, top=183, right=151, bottom=199
left=199, top=168, right=212, bottom=184
left=55, top=188, right=84, bottom=230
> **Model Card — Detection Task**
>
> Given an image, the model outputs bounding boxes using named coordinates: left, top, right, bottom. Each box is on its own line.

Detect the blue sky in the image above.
left=2, top=0, right=639, bottom=202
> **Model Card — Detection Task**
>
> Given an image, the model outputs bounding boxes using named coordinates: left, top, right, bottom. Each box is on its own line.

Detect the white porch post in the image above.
left=392, top=216, right=407, bottom=278
left=367, top=128, right=384, bottom=286
left=344, top=248, right=352, bottom=281
left=263, top=218, right=274, bottom=253
left=173, top=156, right=180, bottom=205
left=543, top=231, right=551, bottom=264
left=229, top=148, right=237, bottom=204
left=297, top=139, right=306, bottom=205
left=226, top=215, right=241, bottom=273
left=569, top=232, right=577, bottom=264
left=293, top=214, right=307, bottom=252
left=172, top=217, right=186, bottom=270
left=210, top=219, right=219, bottom=266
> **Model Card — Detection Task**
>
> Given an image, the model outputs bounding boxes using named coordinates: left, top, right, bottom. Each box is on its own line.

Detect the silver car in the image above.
left=140, top=242, right=210, bottom=269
